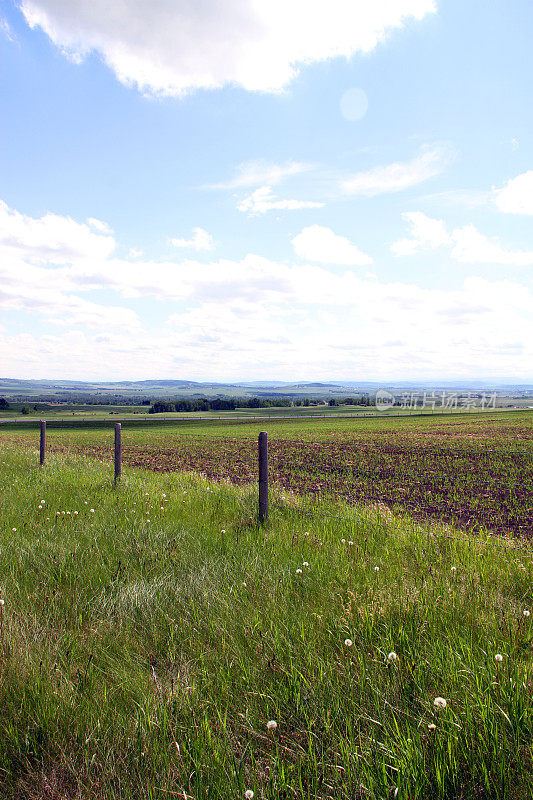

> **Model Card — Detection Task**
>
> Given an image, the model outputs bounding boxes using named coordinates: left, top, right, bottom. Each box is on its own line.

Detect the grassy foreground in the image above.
left=1, top=445, right=533, bottom=798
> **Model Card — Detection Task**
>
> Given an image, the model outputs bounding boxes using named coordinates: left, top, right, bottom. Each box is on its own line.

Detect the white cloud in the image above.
left=391, top=211, right=450, bottom=256
left=451, top=225, right=533, bottom=266
left=0, top=200, right=115, bottom=263
left=494, top=171, right=533, bottom=215
left=342, top=144, right=451, bottom=196
left=237, top=186, right=324, bottom=216
left=19, top=0, right=436, bottom=96
left=292, top=225, right=373, bottom=266
left=2, top=199, right=532, bottom=381
left=210, top=160, right=311, bottom=190
left=392, top=211, right=533, bottom=266
left=169, top=227, right=214, bottom=252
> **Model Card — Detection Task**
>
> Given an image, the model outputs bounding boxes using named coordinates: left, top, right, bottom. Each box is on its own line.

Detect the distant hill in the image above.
left=0, top=377, right=532, bottom=402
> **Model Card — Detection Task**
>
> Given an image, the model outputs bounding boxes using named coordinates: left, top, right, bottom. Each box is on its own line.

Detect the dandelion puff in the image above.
left=434, top=697, right=447, bottom=709
left=296, top=568, right=303, bottom=574
left=341, top=538, right=346, bottom=544
left=12, top=528, right=16, bottom=532
left=245, top=791, right=254, bottom=799
left=374, top=566, right=380, bottom=572
left=0, top=599, right=4, bottom=606
left=428, top=723, right=436, bottom=731
left=495, top=653, right=503, bottom=662
left=348, top=541, right=354, bottom=546
left=302, top=561, right=309, bottom=567
left=388, top=651, right=398, bottom=662
left=38, top=505, right=42, bottom=510
left=89, top=508, right=95, bottom=513
left=344, top=639, right=353, bottom=647
left=266, top=720, right=278, bottom=731
left=450, top=566, right=457, bottom=573
left=524, top=610, right=530, bottom=618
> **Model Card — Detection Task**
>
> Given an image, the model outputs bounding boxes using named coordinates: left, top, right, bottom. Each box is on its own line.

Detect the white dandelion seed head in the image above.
left=388, top=651, right=398, bottom=662
left=38, top=505, right=42, bottom=510
left=374, top=566, right=380, bottom=572
left=266, top=720, right=278, bottom=730
left=428, top=723, right=436, bottom=731
left=12, top=528, right=16, bottom=532
left=302, top=561, right=309, bottom=567
left=524, top=610, right=530, bottom=617
left=0, top=599, right=4, bottom=606
left=450, top=566, right=457, bottom=573
left=245, top=790, right=254, bottom=799
left=344, top=639, right=353, bottom=647
left=341, top=538, right=346, bottom=543
left=495, top=653, right=503, bottom=662
left=348, top=541, right=354, bottom=546
left=296, top=568, right=303, bottom=574
left=89, top=509, right=95, bottom=513
left=433, top=697, right=447, bottom=709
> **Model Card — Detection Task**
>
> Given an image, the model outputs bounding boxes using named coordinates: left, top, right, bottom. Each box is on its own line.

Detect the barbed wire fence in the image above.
left=20, top=420, right=533, bottom=556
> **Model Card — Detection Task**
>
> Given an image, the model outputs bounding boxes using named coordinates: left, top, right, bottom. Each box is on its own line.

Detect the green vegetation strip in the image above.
left=1, top=444, right=533, bottom=798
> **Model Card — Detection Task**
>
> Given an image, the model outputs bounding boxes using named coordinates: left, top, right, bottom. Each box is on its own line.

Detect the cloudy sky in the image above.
left=1, top=0, right=532, bottom=382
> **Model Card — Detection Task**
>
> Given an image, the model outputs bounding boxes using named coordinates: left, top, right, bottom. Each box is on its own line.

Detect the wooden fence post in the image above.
left=258, top=431, right=268, bottom=524
left=40, top=420, right=46, bottom=466
left=114, top=423, right=122, bottom=483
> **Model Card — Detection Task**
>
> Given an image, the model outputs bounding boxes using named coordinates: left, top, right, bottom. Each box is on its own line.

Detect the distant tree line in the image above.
left=148, top=396, right=375, bottom=413
left=149, top=397, right=294, bottom=413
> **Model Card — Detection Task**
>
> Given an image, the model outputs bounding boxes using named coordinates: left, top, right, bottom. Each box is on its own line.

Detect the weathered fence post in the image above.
left=39, top=420, right=46, bottom=466
left=114, top=423, right=122, bottom=483
left=258, top=431, right=268, bottom=524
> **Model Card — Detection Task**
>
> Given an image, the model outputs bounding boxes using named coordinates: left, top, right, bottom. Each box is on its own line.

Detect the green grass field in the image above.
left=1, top=423, right=533, bottom=798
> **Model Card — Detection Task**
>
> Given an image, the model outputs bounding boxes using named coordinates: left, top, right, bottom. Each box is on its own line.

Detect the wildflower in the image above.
left=296, top=568, right=303, bottom=574
left=524, top=610, right=530, bottom=618
left=0, top=599, right=4, bottom=606
left=38, top=505, right=42, bottom=510
left=428, top=723, right=436, bottom=731
left=147, top=519, right=150, bottom=523
left=374, top=566, right=379, bottom=572
left=433, top=697, right=447, bottom=709
left=341, top=538, right=346, bottom=543
left=84, top=501, right=88, bottom=505
left=89, top=508, right=95, bottom=513
left=304, top=532, right=310, bottom=536
left=495, top=653, right=503, bottom=662
left=344, top=639, right=353, bottom=647
left=242, top=582, right=247, bottom=587
left=66, top=511, right=71, bottom=515
left=41, top=500, right=45, bottom=504
left=162, top=493, right=166, bottom=498
left=266, top=720, right=278, bottom=731
left=303, top=561, right=309, bottom=567
left=348, top=541, right=354, bottom=546
left=12, top=528, right=16, bottom=532
left=74, top=511, right=78, bottom=515
left=388, top=651, right=398, bottom=662
left=221, top=529, right=226, bottom=534
left=245, top=791, right=254, bottom=799
left=450, top=566, right=457, bottom=573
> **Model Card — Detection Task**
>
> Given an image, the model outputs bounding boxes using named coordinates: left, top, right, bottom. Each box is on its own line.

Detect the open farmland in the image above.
left=3, top=411, right=532, bottom=538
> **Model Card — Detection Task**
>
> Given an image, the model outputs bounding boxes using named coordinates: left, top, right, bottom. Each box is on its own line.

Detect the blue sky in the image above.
left=1, top=0, right=532, bottom=382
